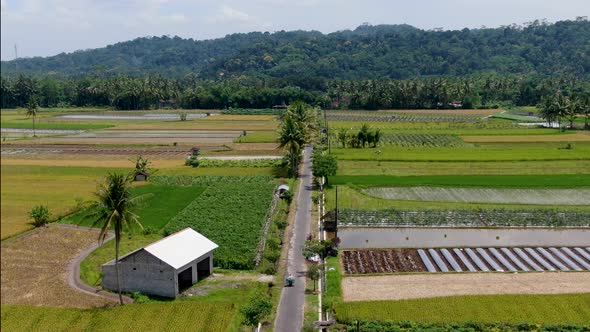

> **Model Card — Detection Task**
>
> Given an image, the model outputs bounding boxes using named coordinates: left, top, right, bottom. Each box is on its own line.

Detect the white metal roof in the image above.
left=278, top=184, right=290, bottom=191
left=144, top=228, right=218, bottom=269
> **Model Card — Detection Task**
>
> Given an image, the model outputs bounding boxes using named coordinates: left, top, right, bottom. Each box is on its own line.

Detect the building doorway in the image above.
left=178, top=266, right=193, bottom=291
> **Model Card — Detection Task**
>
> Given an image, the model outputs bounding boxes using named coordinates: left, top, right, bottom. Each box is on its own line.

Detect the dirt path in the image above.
left=342, top=272, right=590, bottom=302
left=1, top=224, right=120, bottom=308
left=64, top=224, right=133, bottom=305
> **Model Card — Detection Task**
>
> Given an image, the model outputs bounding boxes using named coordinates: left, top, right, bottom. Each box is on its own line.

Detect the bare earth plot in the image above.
left=341, top=273, right=590, bottom=302
left=363, top=187, right=590, bottom=205
left=1, top=225, right=116, bottom=308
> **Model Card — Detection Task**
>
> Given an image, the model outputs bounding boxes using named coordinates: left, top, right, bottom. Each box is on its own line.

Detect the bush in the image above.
left=29, top=205, right=51, bottom=227
left=129, top=291, right=151, bottom=303
left=266, top=237, right=280, bottom=251
left=281, top=190, right=293, bottom=204
left=240, top=294, right=272, bottom=326
left=142, top=226, right=157, bottom=235
left=275, top=219, right=288, bottom=230
left=263, top=250, right=281, bottom=264
left=259, top=260, right=277, bottom=275
left=185, top=156, right=200, bottom=167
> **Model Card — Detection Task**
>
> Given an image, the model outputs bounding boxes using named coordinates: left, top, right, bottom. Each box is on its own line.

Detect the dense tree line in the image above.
left=539, top=92, right=590, bottom=129
left=1, top=19, right=589, bottom=83
left=2, top=73, right=589, bottom=111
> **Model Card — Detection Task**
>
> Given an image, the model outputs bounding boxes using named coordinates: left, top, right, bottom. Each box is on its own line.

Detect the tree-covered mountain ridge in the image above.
left=1, top=19, right=589, bottom=79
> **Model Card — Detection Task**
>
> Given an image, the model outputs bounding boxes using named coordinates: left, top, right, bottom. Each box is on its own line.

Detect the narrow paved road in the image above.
left=274, top=145, right=313, bottom=332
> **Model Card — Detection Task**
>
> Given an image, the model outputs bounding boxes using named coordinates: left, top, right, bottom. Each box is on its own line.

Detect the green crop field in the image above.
left=376, top=133, right=469, bottom=147
left=62, top=184, right=206, bottom=232
left=334, top=293, right=590, bottom=325
left=233, top=130, right=278, bottom=143
left=336, top=160, right=590, bottom=176
left=336, top=208, right=590, bottom=227
left=362, top=186, right=590, bottom=205
left=330, top=120, right=562, bottom=135
left=157, top=176, right=276, bottom=269
left=324, top=185, right=590, bottom=211
left=78, top=175, right=277, bottom=285
left=330, top=142, right=590, bottom=162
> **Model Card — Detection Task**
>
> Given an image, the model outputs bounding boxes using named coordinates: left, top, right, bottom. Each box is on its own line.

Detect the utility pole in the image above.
left=324, top=108, right=331, bottom=154
left=14, top=44, right=18, bottom=72
left=334, top=185, right=338, bottom=238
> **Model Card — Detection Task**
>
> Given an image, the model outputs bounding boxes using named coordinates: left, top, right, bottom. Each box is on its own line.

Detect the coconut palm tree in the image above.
left=579, top=94, right=590, bottom=130
left=91, top=173, right=143, bottom=305
left=25, top=98, right=39, bottom=137
left=278, top=115, right=305, bottom=177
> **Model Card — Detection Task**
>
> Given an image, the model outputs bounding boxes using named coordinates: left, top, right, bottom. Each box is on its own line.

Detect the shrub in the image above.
left=185, top=156, right=200, bottom=167
left=240, top=293, right=273, bottom=326
left=275, top=219, right=288, bottom=230
left=266, top=237, right=280, bottom=251
left=259, top=260, right=277, bottom=275
left=263, top=250, right=281, bottom=264
left=281, top=190, right=293, bottom=204
left=29, top=205, right=51, bottom=227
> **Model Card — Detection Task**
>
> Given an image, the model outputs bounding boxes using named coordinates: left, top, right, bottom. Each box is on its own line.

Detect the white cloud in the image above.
left=207, top=5, right=255, bottom=24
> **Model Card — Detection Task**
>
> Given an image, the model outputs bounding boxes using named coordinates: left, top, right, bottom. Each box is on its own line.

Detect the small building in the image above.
left=134, top=171, right=150, bottom=182
left=277, top=184, right=290, bottom=197
left=272, top=104, right=288, bottom=109
left=102, top=228, right=218, bottom=298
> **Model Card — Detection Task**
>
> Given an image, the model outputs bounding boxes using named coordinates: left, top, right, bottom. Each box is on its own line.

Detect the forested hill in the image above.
left=2, top=19, right=589, bottom=80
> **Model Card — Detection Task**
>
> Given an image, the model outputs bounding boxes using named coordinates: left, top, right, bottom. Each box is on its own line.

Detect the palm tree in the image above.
left=91, top=173, right=143, bottom=305
left=564, top=96, right=580, bottom=129
left=25, top=98, right=39, bottom=137
left=278, top=115, right=305, bottom=177
left=579, top=94, right=590, bottom=130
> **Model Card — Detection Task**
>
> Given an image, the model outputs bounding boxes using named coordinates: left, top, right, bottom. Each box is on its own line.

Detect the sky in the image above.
left=1, top=0, right=588, bottom=60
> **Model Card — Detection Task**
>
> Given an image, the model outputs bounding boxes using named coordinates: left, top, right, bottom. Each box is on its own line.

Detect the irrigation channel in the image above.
left=342, top=247, right=590, bottom=274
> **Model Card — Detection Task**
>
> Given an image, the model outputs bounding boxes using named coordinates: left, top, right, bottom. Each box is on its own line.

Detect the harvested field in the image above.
left=0, top=225, right=116, bottom=308
left=462, top=133, right=590, bottom=143
left=341, top=272, right=590, bottom=301
left=342, top=248, right=590, bottom=274
left=362, top=187, right=590, bottom=205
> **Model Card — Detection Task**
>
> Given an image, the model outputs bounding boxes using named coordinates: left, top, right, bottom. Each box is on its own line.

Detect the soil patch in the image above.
left=342, top=272, right=590, bottom=301
left=1, top=225, right=117, bottom=308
